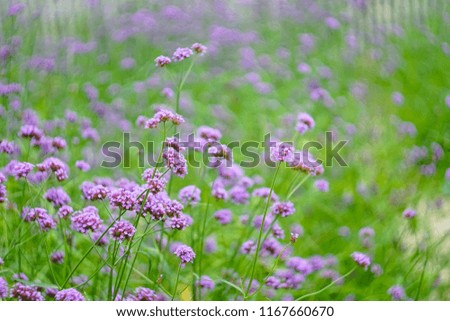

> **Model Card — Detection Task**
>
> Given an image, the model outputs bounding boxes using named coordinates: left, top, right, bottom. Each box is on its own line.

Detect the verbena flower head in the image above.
left=163, top=147, right=188, bottom=177
left=57, top=205, right=73, bottom=219
left=172, top=47, right=193, bottom=62
left=110, top=219, right=136, bottom=242
left=10, top=161, right=34, bottom=179
left=155, top=55, right=171, bottom=67
left=196, top=275, right=215, bottom=291
left=142, top=169, right=167, bottom=194
left=109, top=188, right=136, bottom=211
left=403, top=208, right=416, bottom=219
left=173, top=244, right=195, bottom=267
left=11, top=283, right=44, bottom=301
left=145, top=108, right=184, bottom=129
left=296, top=112, right=315, bottom=134
left=50, top=251, right=64, bottom=264
left=75, top=160, right=90, bottom=171
left=270, top=142, right=295, bottom=162
left=19, top=124, right=43, bottom=140
left=44, top=187, right=71, bottom=207
left=128, top=287, right=158, bottom=301
left=0, top=277, right=8, bottom=299
left=178, top=185, right=201, bottom=206
left=252, top=187, right=279, bottom=202
left=71, top=206, right=103, bottom=234
left=271, top=201, right=295, bottom=217
left=214, top=209, right=232, bottom=225
left=241, top=240, right=256, bottom=254
left=387, top=285, right=406, bottom=301
left=55, top=288, right=85, bottom=301
left=191, top=43, right=207, bottom=55
left=351, top=252, right=371, bottom=270
left=314, top=179, right=329, bottom=192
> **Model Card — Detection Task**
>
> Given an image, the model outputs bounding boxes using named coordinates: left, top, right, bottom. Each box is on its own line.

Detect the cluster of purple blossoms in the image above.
left=387, top=285, right=406, bottom=301
left=270, top=142, right=295, bottom=162
left=172, top=47, right=193, bottom=62
left=359, top=226, right=375, bottom=248
left=0, top=173, right=6, bottom=203
left=57, top=205, right=73, bottom=219
left=75, top=160, right=90, bottom=171
left=50, top=251, right=64, bottom=264
left=0, top=139, right=19, bottom=154
left=144, top=108, right=184, bottom=129
left=109, top=188, right=136, bottom=211
left=214, top=209, right=232, bottom=225
left=195, top=276, right=215, bottom=291
left=110, top=219, right=136, bottom=242
left=37, top=157, right=69, bottom=181
left=71, top=206, right=103, bottom=234
left=162, top=147, right=188, bottom=178
left=166, top=213, right=192, bottom=230
left=11, top=283, right=44, bottom=301
left=173, top=244, right=195, bottom=267
left=10, top=161, right=34, bottom=179
left=0, top=277, right=8, bottom=299
left=44, top=187, right=71, bottom=207
left=270, top=201, right=295, bottom=217
left=252, top=187, right=279, bottom=202
left=402, top=208, right=416, bottom=219
left=55, top=288, right=85, bottom=301
left=191, top=43, right=207, bottom=55
left=126, top=287, right=158, bottom=301
left=178, top=185, right=201, bottom=206
left=351, top=252, right=371, bottom=270
left=154, top=55, right=171, bottom=67
left=296, top=112, right=315, bottom=134
left=288, top=150, right=324, bottom=176
left=142, top=169, right=167, bottom=194
left=241, top=240, right=257, bottom=254
left=19, top=124, right=43, bottom=140
left=22, top=207, right=56, bottom=232
left=314, top=179, right=329, bottom=192
left=81, top=182, right=109, bottom=201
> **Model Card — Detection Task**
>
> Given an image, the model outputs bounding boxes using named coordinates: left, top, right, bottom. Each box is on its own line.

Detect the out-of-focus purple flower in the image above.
left=252, top=187, right=279, bottom=202
left=75, top=160, right=90, bottom=171
left=55, top=288, right=85, bottom=301
left=128, top=287, right=157, bottom=301
left=271, top=201, right=295, bottom=217
left=195, top=275, right=215, bottom=291
left=205, top=236, right=217, bottom=253
left=261, top=237, right=283, bottom=257
left=296, top=112, right=315, bottom=134
left=37, top=157, right=69, bottom=181
left=50, top=251, right=64, bottom=264
left=8, top=3, right=25, bottom=16
left=192, top=43, right=207, bottom=55
left=351, top=252, right=371, bottom=269
left=0, top=277, right=8, bottom=298
left=445, top=95, right=450, bottom=108
left=314, top=179, right=329, bottom=192
left=71, top=206, right=103, bottom=234
left=387, top=285, right=406, bottom=300
left=11, top=283, right=44, bottom=301
left=161, top=87, right=174, bottom=98
left=288, top=150, right=324, bottom=176
left=445, top=168, right=450, bottom=180
left=57, top=205, right=73, bottom=219
left=392, top=92, right=404, bottom=105
left=0, top=139, right=19, bottom=155
left=145, top=108, right=184, bottom=129
left=297, top=63, right=311, bottom=74
left=214, top=209, right=232, bottom=225
left=403, top=208, right=416, bottom=219
left=287, top=257, right=312, bottom=275
left=163, top=147, right=188, bottom=178
left=154, top=55, right=171, bottom=67
left=241, top=240, right=256, bottom=254
left=120, top=57, right=135, bottom=70
left=10, top=161, right=34, bottom=180
left=431, top=142, right=443, bottom=162
left=325, top=17, right=340, bottom=29
left=81, top=182, right=109, bottom=201
left=370, top=264, right=383, bottom=277
left=44, top=187, right=71, bottom=207
left=270, top=142, right=295, bottom=162
left=172, top=47, right=193, bottom=62
left=110, top=219, right=136, bottom=242
left=178, top=185, right=201, bottom=206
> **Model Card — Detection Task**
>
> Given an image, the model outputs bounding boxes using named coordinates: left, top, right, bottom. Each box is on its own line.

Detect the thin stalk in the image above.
left=171, top=264, right=182, bottom=301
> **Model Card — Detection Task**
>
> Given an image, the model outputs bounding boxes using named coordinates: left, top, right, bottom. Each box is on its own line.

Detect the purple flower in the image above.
left=128, top=287, right=157, bottom=301
left=392, top=92, right=404, bottom=105
left=109, top=188, right=136, bottom=211
left=71, top=206, right=103, bottom=234
left=145, top=108, right=184, bottom=129
left=172, top=47, right=193, bottom=62
left=10, top=161, right=34, bottom=179
left=271, top=201, right=295, bottom=217
left=50, top=251, right=64, bottom=264
left=44, top=187, right=71, bottom=207
left=57, top=205, right=73, bottom=219
left=110, top=220, right=136, bottom=242
left=0, top=277, right=8, bottom=299
left=19, top=125, right=43, bottom=140
left=0, top=139, right=19, bottom=154
left=142, top=169, right=167, bottom=194
left=166, top=214, right=192, bottom=230
left=446, top=168, right=450, bottom=180
left=11, top=283, right=44, bottom=301
left=55, top=288, right=85, bottom=301
left=81, top=182, right=109, bottom=201
left=388, top=285, right=406, bottom=300
left=8, top=3, right=25, bottom=16
left=287, top=257, right=312, bottom=275
left=403, top=208, right=416, bottom=219
left=296, top=112, right=315, bottom=134
left=252, top=187, right=279, bottom=202
left=162, top=147, right=188, bottom=178
left=154, top=55, right=171, bottom=67
left=270, top=142, right=295, bottom=162
left=196, top=276, right=215, bottom=291
left=173, top=244, right=195, bottom=267
left=229, top=185, right=249, bottom=204
left=205, top=236, right=217, bottom=253
left=191, top=43, right=207, bottom=55
left=178, top=185, right=201, bottom=206
left=351, top=252, right=371, bottom=269
left=214, top=209, right=232, bottom=225
left=75, top=160, right=91, bottom=171
left=241, top=240, right=256, bottom=254
left=314, top=179, right=329, bottom=192
left=371, top=264, right=383, bottom=277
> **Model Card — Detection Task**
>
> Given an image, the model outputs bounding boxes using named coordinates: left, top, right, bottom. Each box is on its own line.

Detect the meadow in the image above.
left=0, top=0, right=449, bottom=301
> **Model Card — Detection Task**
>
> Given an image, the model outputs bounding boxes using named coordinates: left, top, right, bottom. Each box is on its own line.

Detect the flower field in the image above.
left=0, top=0, right=449, bottom=301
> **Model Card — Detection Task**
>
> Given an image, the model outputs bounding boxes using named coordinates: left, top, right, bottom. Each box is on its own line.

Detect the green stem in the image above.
left=245, top=162, right=281, bottom=298
left=172, top=264, right=182, bottom=301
